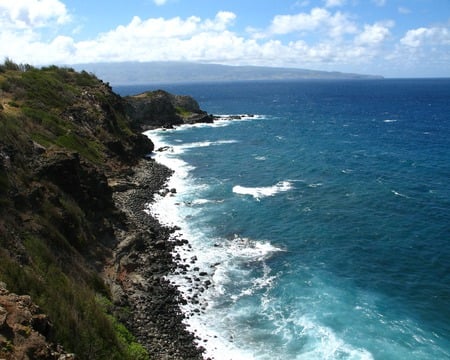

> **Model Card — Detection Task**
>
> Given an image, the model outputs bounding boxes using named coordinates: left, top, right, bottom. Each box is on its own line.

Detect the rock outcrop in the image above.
left=125, top=89, right=213, bottom=129
left=0, top=284, right=73, bottom=360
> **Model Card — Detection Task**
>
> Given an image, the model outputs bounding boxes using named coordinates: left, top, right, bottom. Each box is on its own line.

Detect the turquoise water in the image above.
left=116, top=80, right=450, bottom=359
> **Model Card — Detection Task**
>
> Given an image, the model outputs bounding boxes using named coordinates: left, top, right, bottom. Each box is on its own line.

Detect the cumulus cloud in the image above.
left=385, top=25, right=450, bottom=76
left=0, top=2, right=448, bottom=77
left=202, top=11, right=236, bottom=31
left=355, top=21, right=393, bottom=46
left=0, top=7, right=389, bottom=70
left=400, top=26, right=450, bottom=47
left=267, top=7, right=357, bottom=38
left=0, top=0, right=70, bottom=29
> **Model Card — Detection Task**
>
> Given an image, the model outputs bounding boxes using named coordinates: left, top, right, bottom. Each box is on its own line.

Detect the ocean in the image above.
left=115, top=79, right=450, bottom=360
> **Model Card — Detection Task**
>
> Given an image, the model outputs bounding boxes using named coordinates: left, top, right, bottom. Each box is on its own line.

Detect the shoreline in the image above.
left=105, top=115, right=262, bottom=358
left=144, top=125, right=259, bottom=360
left=105, top=158, right=206, bottom=359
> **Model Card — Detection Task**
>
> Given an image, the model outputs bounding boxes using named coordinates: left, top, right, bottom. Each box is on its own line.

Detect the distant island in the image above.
left=72, top=61, right=383, bottom=85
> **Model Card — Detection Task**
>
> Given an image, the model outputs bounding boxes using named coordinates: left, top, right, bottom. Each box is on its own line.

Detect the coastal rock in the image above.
left=125, top=90, right=183, bottom=129
left=107, top=159, right=204, bottom=359
left=125, top=89, right=213, bottom=129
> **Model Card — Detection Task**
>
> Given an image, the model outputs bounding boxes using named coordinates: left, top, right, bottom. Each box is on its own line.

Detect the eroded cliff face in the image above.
left=125, top=89, right=213, bottom=129
left=0, top=64, right=204, bottom=359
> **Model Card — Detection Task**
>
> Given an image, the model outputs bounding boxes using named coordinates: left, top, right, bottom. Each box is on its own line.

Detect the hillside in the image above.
left=73, top=61, right=383, bottom=85
left=0, top=61, right=204, bottom=359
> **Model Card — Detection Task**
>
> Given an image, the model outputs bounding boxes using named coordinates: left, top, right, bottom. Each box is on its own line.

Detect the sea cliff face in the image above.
left=125, top=89, right=213, bottom=129
left=0, top=62, right=205, bottom=359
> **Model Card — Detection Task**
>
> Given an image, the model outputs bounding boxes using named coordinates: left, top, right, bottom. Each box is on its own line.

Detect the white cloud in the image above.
left=400, top=26, right=450, bottom=48
left=202, top=11, right=236, bottom=32
left=0, top=0, right=70, bottom=29
left=268, top=7, right=357, bottom=39
left=153, top=0, right=169, bottom=5
left=387, top=26, right=450, bottom=76
left=269, top=8, right=330, bottom=34
left=0, top=8, right=388, bottom=70
left=61, top=12, right=243, bottom=64
left=355, top=21, right=393, bottom=46
left=0, top=10, right=357, bottom=68
left=0, top=4, right=448, bottom=77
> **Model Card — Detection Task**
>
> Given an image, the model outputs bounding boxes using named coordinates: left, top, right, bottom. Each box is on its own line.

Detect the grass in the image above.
left=0, top=60, right=150, bottom=359
left=56, top=133, right=104, bottom=163
left=175, top=105, right=192, bottom=118
left=0, top=233, right=148, bottom=359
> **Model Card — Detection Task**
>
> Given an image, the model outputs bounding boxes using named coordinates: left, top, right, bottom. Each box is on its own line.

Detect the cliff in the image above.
left=125, top=89, right=213, bottom=129
left=0, top=61, right=204, bottom=359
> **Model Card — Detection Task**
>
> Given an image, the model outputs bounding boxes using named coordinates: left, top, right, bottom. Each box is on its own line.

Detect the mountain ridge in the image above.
left=72, top=61, right=383, bottom=85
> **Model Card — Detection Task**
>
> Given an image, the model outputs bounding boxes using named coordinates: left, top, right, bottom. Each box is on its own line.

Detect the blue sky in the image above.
left=1, top=0, right=449, bottom=77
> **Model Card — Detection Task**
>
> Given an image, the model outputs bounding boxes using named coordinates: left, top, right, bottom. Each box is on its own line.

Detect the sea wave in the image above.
left=180, top=139, right=239, bottom=149
left=233, top=181, right=293, bottom=200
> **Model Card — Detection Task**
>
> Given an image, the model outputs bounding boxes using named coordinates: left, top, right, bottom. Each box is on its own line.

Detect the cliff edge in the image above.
left=0, top=61, right=204, bottom=359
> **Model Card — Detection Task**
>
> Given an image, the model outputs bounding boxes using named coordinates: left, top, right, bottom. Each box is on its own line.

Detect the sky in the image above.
left=0, top=0, right=449, bottom=77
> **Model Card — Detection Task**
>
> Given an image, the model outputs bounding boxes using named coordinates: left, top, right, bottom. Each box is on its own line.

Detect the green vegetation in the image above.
left=97, top=296, right=150, bottom=360
left=0, top=60, right=150, bottom=359
left=175, top=105, right=191, bottom=118
left=0, top=244, right=147, bottom=359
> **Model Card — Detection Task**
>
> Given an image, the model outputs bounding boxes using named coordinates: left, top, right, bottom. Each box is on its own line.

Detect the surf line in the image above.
left=232, top=181, right=293, bottom=201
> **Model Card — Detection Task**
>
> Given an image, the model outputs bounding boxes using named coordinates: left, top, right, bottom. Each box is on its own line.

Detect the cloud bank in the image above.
left=0, top=0, right=449, bottom=77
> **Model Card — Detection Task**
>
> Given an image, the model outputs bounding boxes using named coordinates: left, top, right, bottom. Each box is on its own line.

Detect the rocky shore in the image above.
left=105, top=158, right=206, bottom=359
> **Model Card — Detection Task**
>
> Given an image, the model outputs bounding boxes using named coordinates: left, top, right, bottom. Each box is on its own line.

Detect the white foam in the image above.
left=190, top=198, right=215, bottom=205
left=173, top=234, right=284, bottom=360
left=383, top=119, right=398, bottom=123
left=167, top=114, right=267, bottom=130
left=180, top=139, right=239, bottom=149
left=291, top=316, right=374, bottom=360
left=203, top=114, right=266, bottom=129
left=391, top=190, right=410, bottom=199
left=233, top=181, right=293, bottom=200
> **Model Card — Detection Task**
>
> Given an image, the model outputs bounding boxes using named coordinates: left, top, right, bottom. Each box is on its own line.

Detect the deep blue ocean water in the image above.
left=116, top=79, right=450, bottom=359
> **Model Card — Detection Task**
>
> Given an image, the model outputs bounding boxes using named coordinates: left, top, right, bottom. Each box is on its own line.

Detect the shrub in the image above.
left=3, top=58, right=20, bottom=71
left=0, top=237, right=130, bottom=359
